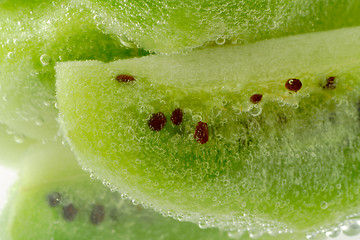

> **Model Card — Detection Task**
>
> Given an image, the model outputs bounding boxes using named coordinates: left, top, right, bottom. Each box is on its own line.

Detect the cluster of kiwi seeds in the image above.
left=109, top=70, right=359, bottom=240
left=115, top=73, right=338, bottom=145
left=47, top=192, right=105, bottom=225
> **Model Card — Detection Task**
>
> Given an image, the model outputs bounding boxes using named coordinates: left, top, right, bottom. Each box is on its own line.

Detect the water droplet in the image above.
left=40, top=54, right=51, bottom=66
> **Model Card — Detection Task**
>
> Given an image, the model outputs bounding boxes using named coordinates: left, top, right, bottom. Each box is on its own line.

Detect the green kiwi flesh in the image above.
left=56, top=26, right=360, bottom=235
left=0, top=2, right=147, bottom=140
left=1, top=143, right=250, bottom=240
left=76, top=0, right=360, bottom=53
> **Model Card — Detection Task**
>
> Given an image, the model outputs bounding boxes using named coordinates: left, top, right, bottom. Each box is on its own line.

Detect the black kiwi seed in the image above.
left=194, top=121, right=209, bottom=144
left=148, top=112, right=167, bottom=131
left=63, top=204, right=78, bottom=222
left=285, top=79, right=302, bottom=92
left=47, top=192, right=61, bottom=207
left=171, top=108, right=183, bottom=125
left=322, top=76, right=336, bottom=89
left=90, top=205, right=105, bottom=225
left=250, top=94, right=263, bottom=104
left=115, top=74, right=136, bottom=82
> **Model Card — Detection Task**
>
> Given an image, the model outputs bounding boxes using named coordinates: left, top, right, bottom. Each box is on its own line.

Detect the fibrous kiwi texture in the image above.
left=1, top=142, right=307, bottom=240
left=2, top=0, right=360, bottom=141
left=56, top=26, right=360, bottom=237
left=0, top=1, right=147, bottom=140
left=76, top=0, right=360, bottom=54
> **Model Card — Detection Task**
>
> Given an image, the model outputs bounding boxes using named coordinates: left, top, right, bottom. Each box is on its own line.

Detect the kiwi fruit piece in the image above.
left=77, top=0, right=360, bottom=53
left=56, top=26, right=360, bottom=236
left=0, top=1, right=147, bottom=140
left=0, top=142, right=309, bottom=240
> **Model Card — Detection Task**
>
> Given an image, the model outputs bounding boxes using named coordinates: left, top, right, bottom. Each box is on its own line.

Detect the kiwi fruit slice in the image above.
left=56, top=26, right=360, bottom=236
left=77, top=0, right=360, bottom=53
left=0, top=2, right=147, bottom=140
left=1, top=142, right=309, bottom=240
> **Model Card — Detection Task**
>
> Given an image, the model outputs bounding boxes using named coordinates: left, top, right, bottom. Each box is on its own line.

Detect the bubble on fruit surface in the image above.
left=320, top=201, right=328, bottom=210
left=192, top=114, right=202, bottom=122
left=325, top=227, right=341, bottom=238
left=13, top=134, right=25, bottom=144
left=305, top=232, right=317, bottom=239
left=35, top=117, right=44, bottom=126
left=215, top=37, right=226, bottom=45
left=40, top=54, right=51, bottom=66
left=7, top=52, right=14, bottom=59
left=248, top=106, right=262, bottom=116
left=340, top=219, right=360, bottom=236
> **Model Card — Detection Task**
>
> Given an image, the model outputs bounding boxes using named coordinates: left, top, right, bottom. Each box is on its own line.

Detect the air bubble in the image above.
left=35, top=117, right=44, bottom=126
left=249, top=230, right=263, bottom=239
left=192, top=114, right=202, bottom=122
left=40, top=54, right=51, bottom=66
left=306, top=232, right=317, bottom=239
left=341, top=220, right=360, bottom=236
left=320, top=201, right=328, bottom=209
left=227, top=230, right=245, bottom=238
left=113, top=161, right=119, bottom=168
left=325, top=227, right=341, bottom=238
left=43, top=101, right=51, bottom=107
left=215, top=37, right=226, bottom=45
left=13, top=134, right=25, bottom=144
left=7, top=52, right=14, bottom=59
left=198, top=221, right=208, bottom=229
left=249, top=106, right=262, bottom=116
